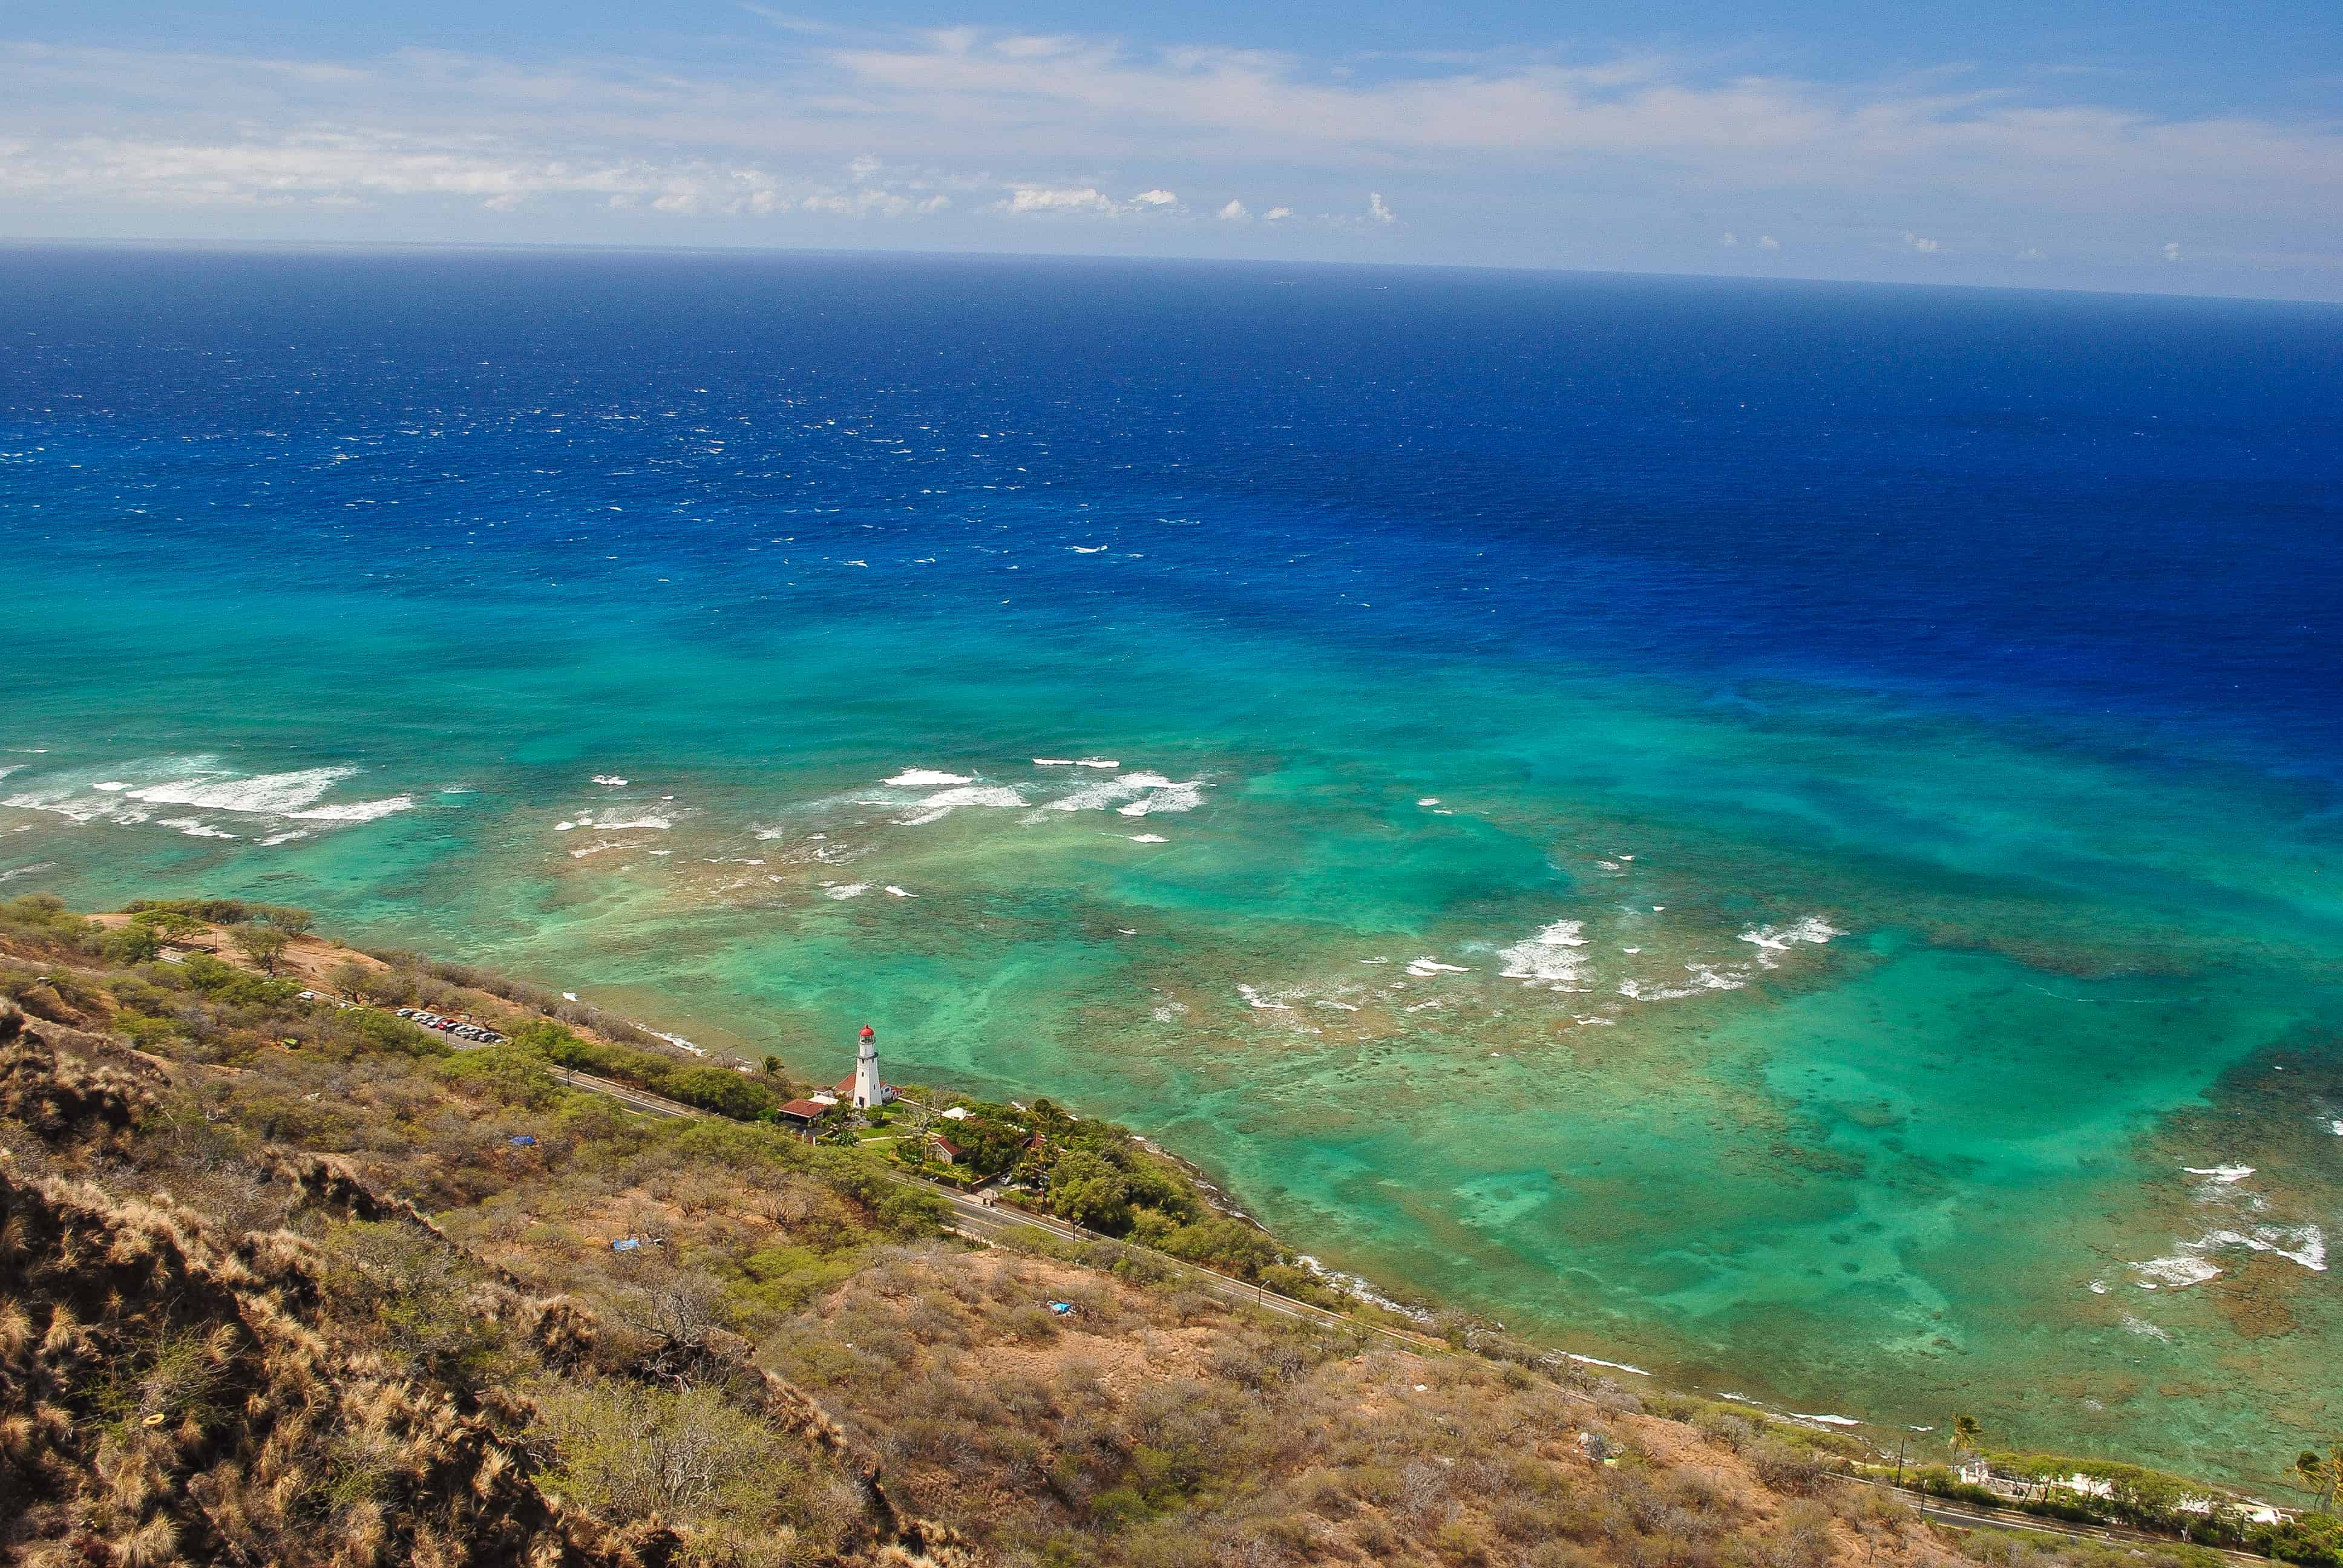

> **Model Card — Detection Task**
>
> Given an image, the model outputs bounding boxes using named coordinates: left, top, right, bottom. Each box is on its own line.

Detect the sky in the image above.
left=2, top=1, right=2339, bottom=299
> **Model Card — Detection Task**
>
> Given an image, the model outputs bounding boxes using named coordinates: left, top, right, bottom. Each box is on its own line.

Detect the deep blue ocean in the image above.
left=4, top=247, right=2341, bottom=1478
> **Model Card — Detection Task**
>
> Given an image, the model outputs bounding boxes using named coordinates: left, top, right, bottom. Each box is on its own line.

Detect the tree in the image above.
left=1950, top=1414, right=1982, bottom=1459
left=761, top=1054, right=782, bottom=1076
left=229, top=921, right=290, bottom=976
left=262, top=905, right=315, bottom=938
left=328, top=959, right=377, bottom=1003
left=2292, top=1451, right=2330, bottom=1508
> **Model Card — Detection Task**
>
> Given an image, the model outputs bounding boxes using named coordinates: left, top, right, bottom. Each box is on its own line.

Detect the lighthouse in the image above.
left=851, top=1024, right=884, bottom=1109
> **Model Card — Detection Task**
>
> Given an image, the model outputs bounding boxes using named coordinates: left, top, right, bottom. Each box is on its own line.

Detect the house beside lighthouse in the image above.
left=836, top=1024, right=896, bottom=1109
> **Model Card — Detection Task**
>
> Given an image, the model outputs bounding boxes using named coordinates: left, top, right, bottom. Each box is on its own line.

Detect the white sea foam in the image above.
left=0, top=766, right=19, bottom=782
left=1043, top=771, right=1205, bottom=817
left=1406, top=958, right=1470, bottom=976
left=127, top=766, right=356, bottom=815
left=885, top=886, right=916, bottom=897
left=92, top=780, right=128, bottom=791
left=1688, top=964, right=1748, bottom=991
left=2207, top=1225, right=2325, bottom=1272
left=1739, top=915, right=1844, bottom=965
left=555, top=821, right=579, bottom=832
left=885, top=768, right=972, bottom=787
left=2121, top=1315, right=2174, bottom=1342
left=586, top=814, right=671, bottom=831
left=592, top=774, right=629, bottom=786
left=1417, top=797, right=1440, bottom=806
left=157, top=817, right=239, bottom=840
left=2088, top=1280, right=2109, bottom=1294
left=569, top=839, right=641, bottom=859
left=1498, top=920, right=1589, bottom=989
left=0, top=861, right=56, bottom=882
left=1075, top=757, right=1120, bottom=768
left=2183, top=1165, right=2256, bottom=1183
left=1788, top=1413, right=1863, bottom=1427
left=1128, top=834, right=1168, bottom=843
left=1237, top=985, right=1294, bottom=1010
left=822, top=882, right=870, bottom=900
left=1033, top=758, right=1076, bottom=766
left=290, top=795, right=415, bottom=823
left=260, top=831, right=310, bottom=846
left=2133, top=1253, right=2224, bottom=1289
left=2331, top=1119, right=2343, bottom=1137
left=1316, top=999, right=1360, bottom=1012
left=896, top=784, right=1026, bottom=826
left=1619, top=978, right=1702, bottom=1001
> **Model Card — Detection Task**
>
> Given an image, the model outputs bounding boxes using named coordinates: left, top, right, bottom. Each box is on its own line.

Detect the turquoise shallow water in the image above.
left=4, top=248, right=2341, bottom=1483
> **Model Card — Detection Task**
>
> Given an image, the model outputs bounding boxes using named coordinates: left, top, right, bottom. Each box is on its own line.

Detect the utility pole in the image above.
left=1895, top=1437, right=1907, bottom=1491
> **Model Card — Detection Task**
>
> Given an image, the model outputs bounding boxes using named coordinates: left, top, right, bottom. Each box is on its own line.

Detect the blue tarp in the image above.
left=612, top=1238, right=642, bottom=1252
left=510, top=1135, right=537, bottom=1146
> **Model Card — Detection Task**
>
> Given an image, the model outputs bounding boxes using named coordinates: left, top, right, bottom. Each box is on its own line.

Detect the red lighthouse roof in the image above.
left=859, top=1025, right=875, bottom=1040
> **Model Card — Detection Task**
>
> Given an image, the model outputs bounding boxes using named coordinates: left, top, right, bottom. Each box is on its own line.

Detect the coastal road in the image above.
left=1843, top=1478, right=2276, bottom=1566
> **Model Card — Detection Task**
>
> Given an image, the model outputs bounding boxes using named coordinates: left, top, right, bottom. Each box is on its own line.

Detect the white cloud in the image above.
left=999, top=185, right=1115, bottom=214
left=1757, top=234, right=1780, bottom=249
left=2163, top=240, right=2182, bottom=261
left=1904, top=231, right=1941, bottom=252
left=1217, top=197, right=1248, bottom=220
left=2016, top=245, right=2046, bottom=260
left=1719, top=230, right=1737, bottom=246
left=0, top=31, right=2335, bottom=289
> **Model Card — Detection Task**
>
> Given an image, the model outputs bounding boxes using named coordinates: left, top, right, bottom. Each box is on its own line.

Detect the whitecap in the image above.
left=1076, top=757, right=1121, bottom=768
left=2183, top=1165, right=2255, bottom=1183
left=896, top=784, right=1025, bottom=826
left=586, top=814, right=670, bottom=831
left=1237, top=985, right=1294, bottom=1010
left=1739, top=915, right=1843, bottom=966
left=1316, top=999, right=1360, bottom=1012
left=260, top=830, right=310, bottom=846
left=885, top=768, right=972, bottom=787
left=885, top=885, right=916, bottom=897
left=1359, top=956, right=1391, bottom=965
left=1498, top=920, right=1588, bottom=989
left=1033, top=758, right=1076, bottom=766
left=1043, top=771, right=1205, bottom=817
left=290, top=795, right=414, bottom=823
left=1127, top=833, right=1168, bottom=843
left=126, top=766, right=356, bottom=815
left=0, top=861, right=56, bottom=882
left=592, top=774, right=629, bottom=786
left=1417, top=797, right=1440, bottom=806
left=157, top=817, right=239, bottom=840
left=822, top=882, right=870, bottom=900
left=1688, top=964, right=1748, bottom=991
left=1406, top=958, right=1471, bottom=976
left=1788, top=1413, right=1864, bottom=1427
left=2132, top=1255, right=2223, bottom=1289
left=92, top=781, right=128, bottom=791
left=569, top=839, right=641, bottom=858
left=555, top=821, right=580, bottom=832
left=2088, top=1280, right=2109, bottom=1294
left=1619, top=978, right=1702, bottom=1001
left=2120, top=1315, right=2173, bottom=1342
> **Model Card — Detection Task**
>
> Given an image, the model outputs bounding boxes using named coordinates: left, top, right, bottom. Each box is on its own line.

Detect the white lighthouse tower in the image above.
left=851, top=1024, right=885, bottom=1109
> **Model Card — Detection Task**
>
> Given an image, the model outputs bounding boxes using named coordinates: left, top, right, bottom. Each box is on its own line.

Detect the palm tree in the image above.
left=2324, top=1441, right=2342, bottom=1511
left=1951, top=1414, right=1982, bottom=1459
left=2290, top=1450, right=2330, bottom=1510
